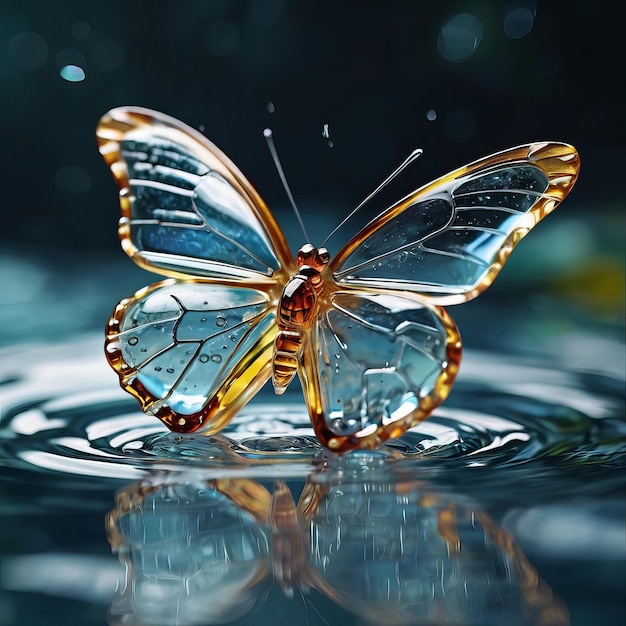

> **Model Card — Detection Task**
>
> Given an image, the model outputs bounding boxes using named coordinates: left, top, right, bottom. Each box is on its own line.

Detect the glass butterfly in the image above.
left=97, top=107, right=580, bottom=452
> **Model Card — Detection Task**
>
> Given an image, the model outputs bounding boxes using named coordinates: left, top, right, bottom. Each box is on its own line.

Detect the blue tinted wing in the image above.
left=97, top=107, right=294, bottom=281
left=106, top=281, right=277, bottom=433
left=329, top=143, right=580, bottom=304
left=299, top=291, right=461, bottom=452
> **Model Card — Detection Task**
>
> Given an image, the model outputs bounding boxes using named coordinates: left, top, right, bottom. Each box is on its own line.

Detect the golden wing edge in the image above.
left=96, top=106, right=295, bottom=282
left=329, top=141, right=580, bottom=305
left=297, top=303, right=462, bottom=453
left=104, top=279, right=277, bottom=434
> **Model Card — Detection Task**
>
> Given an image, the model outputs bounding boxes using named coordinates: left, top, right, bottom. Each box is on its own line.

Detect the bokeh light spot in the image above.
left=504, top=8, right=534, bottom=39
left=7, top=32, right=48, bottom=71
left=60, top=65, right=86, bottom=82
left=437, top=13, right=483, bottom=62
left=426, top=109, right=437, bottom=121
left=71, top=20, right=91, bottom=40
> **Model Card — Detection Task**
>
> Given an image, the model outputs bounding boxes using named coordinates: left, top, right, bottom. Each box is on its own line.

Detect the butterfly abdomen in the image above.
left=273, top=268, right=321, bottom=394
left=272, top=245, right=330, bottom=395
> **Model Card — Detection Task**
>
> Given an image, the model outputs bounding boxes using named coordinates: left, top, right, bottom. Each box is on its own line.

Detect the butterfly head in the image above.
left=296, top=244, right=330, bottom=272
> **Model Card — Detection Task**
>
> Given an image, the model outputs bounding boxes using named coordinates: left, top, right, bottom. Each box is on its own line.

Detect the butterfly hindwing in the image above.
left=97, top=107, right=294, bottom=282
left=298, top=290, right=461, bottom=452
left=329, top=142, right=580, bottom=304
left=106, top=280, right=277, bottom=433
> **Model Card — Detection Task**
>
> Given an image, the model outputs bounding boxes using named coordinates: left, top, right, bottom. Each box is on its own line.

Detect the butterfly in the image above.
left=97, top=107, right=580, bottom=453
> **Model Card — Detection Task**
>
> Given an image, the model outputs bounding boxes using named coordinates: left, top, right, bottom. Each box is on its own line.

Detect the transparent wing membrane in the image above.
left=98, top=109, right=580, bottom=451
left=105, top=281, right=277, bottom=433
left=299, top=291, right=461, bottom=452
left=330, top=143, right=580, bottom=304
left=97, top=107, right=294, bottom=282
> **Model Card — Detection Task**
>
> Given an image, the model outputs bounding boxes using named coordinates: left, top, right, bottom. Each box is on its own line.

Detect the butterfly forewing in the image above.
left=329, top=142, right=580, bottom=304
left=298, top=290, right=461, bottom=452
left=106, top=281, right=277, bottom=433
left=97, top=107, right=294, bottom=283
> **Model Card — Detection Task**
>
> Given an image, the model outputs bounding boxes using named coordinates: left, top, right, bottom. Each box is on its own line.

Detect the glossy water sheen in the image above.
left=1, top=332, right=624, bottom=625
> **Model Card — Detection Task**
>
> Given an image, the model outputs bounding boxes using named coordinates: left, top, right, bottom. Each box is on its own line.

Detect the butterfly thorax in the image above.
left=272, top=244, right=330, bottom=395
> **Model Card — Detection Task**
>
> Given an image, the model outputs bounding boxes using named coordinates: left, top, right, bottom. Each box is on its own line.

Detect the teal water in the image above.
left=0, top=252, right=624, bottom=625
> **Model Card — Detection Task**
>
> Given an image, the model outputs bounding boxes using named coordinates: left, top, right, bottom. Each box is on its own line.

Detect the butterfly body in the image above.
left=97, top=107, right=579, bottom=452
left=273, top=244, right=330, bottom=394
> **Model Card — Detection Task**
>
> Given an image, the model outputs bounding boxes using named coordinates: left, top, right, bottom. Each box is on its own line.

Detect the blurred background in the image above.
left=0, top=0, right=623, bottom=348
left=0, top=3, right=624, bottom=625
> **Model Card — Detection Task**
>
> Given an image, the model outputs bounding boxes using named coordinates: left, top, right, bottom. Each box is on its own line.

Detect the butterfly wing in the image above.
left=298, top=290, right=461, bottom=452
left=302, top=142, right=578, bottom=450
left=97, top=106, right=294, bottom=282
left=329, top=142, right=580, bottom=304
left=98, top=107, right=293, bottom=432
left=106, top=280, right=277, bottom=433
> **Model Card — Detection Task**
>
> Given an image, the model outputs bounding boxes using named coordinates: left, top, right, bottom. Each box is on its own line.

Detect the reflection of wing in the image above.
left=329, top=142, right=580, bottom=304
left=299, top=291, right=461, bottom=452
left=97, top=107, right=294, bottom=282
left=106, top=281, right=277, bottom=433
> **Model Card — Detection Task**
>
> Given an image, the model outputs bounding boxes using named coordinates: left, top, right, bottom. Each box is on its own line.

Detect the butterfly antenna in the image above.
left=264, top=128, right=311, bottom=243
left=321, top=148, right=423, bottom=247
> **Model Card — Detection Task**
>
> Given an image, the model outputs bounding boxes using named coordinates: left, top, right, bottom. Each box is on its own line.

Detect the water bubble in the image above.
left=230, top=334, right=237, bottom=342
left=199, top=354, right=209, bottom=363
left=437, top=13, right=483, bottom=62
left=166, top=366, right=175, bottom=374
left=210, top=354, right=222, bottom=363
left=154, top=366, right=162, bottom=372
left=426, top=109, right=437, bottom=121
left=200, top=317, right=207, bottom=323
left=140, top=347, right=147, bottom=353
left=504, top=8, right=534, bottom=39
left=398, top=251, right=408, bottom=263
left=216, top=315, right=227, bottom=327
left=266, top=101, right=276, bottom=113
left=322, top=123, right=334, bottom=147
left=7, top=32, right=48, bottom=71
left=128, top=336, right=139, bottom=346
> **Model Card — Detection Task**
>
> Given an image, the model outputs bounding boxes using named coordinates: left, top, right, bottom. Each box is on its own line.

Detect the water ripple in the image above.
left=0, top=336, right=624, bottom=491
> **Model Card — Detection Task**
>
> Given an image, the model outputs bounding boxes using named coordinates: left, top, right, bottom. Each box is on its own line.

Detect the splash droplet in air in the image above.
left=266, top=101, right=276, bottom=113
left=322, top=123, right=334, bottom=148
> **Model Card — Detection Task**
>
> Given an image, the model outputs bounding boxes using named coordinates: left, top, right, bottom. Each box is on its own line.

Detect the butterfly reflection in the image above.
left=106, top=458, right=569, bottom=626
left=98, top=108, right=579, bottom=451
